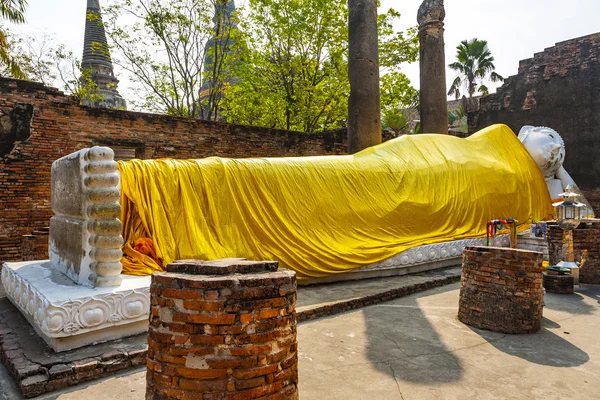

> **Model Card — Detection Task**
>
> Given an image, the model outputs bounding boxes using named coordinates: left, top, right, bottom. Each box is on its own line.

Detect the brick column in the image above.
left=573, top=220, right=600, bottom=284
left=21, top=228, right=49, bottom=261
left=458, top=246, right=543, bottom=334
left=146, top=259, right=298, bottom=400
left=546, top=222, right=563, bottom=266
left=546, top=219, right=600, bottom=284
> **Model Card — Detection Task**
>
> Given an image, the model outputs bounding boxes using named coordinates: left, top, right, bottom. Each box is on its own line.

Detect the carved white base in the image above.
left=301, top=236, right=511, bottom=285
left=1, top=260, right=150, bottom=352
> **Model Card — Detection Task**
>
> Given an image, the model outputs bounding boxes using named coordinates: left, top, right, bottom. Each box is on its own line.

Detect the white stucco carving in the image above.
left=353, top=235, right=510, bottom=273
left=1, top=261, right=150, bottom=351
left=49, top=146, right=123, bottom=288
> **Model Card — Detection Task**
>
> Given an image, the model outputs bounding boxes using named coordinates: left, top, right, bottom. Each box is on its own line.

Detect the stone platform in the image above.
left=1, top=261, right=150, bottom=352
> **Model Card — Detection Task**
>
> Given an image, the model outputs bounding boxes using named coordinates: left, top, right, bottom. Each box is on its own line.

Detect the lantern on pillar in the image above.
left=552, top=185, right=587, bottom=285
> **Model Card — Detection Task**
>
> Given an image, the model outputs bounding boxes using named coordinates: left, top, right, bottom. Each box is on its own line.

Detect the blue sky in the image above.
left=13, top=0, right=600, bottom=105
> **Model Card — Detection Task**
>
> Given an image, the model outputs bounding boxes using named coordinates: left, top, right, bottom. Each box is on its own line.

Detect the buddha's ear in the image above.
left=549, top=143, right=562, bottom=154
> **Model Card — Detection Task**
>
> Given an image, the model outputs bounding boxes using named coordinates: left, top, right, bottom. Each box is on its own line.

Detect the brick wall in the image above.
left=0, top=78, right=379, bottom=263
left=147, top=260, right=298, bottom=399
left=547, top=219, right=600, bottom=284
left=21, top=228, right=49, bottom=261
left=458, top=246, right=543, bottom=334
left=474, top=32, right=600, bottom=212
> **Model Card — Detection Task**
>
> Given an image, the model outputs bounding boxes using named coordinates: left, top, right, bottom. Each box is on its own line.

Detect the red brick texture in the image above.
left=0, top=318, right=147, bottom=399
left=146, top=262, right=298, bottom=400
left=458, top=246, right=544, bottom=334
left=21, top=228, right=49, bottom=261
left=546, top=222, right=564, bottom=266
left=543, top=273, right=574, bottom=294
left=546, top=219, right=600, bottom=284
left=0, top=78, right=397, bottom=264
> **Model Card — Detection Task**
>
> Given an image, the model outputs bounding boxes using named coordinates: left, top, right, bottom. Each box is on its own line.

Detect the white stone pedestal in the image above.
left=1, top=261, right=150, bottom=352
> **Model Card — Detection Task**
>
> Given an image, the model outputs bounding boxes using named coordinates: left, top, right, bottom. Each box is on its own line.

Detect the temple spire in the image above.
left=81, top=0, right=127, bottom=109
left=199, top=0, right=237, bottom=120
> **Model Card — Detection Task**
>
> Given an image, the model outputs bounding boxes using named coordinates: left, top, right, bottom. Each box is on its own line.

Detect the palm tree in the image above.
left=0, top=0, right=28, bottom=79
left=448, top=38, right=503, bottom=99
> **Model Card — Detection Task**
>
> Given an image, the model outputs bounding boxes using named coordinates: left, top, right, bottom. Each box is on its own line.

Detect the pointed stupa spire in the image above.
left=199, top=0, right=238, bottom=119
left=81, top=0, right=127, bottom=109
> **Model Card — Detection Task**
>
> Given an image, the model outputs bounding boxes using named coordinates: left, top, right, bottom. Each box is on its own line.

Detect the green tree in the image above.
left=0, top=0, right=28, bottom=78
left=102, top=0, right=239, bottom=118
left=378, top=8, right=419, bottom=130
left=448, top=38, right=503, bottom=99
left=2, top=30, right=102, bottom=103
left=220, top=1, right=418, bottom=133
left=221, top=0, right=348, bottom=132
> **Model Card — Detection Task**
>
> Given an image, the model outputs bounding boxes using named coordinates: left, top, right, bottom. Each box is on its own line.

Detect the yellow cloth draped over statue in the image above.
left=118, top=124, right=554, bottom=279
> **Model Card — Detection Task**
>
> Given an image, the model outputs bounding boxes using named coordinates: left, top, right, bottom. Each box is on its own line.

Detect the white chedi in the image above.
left=518, top=125, right=593, bottom=216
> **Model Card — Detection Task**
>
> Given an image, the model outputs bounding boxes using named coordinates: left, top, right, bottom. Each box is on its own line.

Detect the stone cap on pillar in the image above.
left=166, top=258, right=279, bottom=275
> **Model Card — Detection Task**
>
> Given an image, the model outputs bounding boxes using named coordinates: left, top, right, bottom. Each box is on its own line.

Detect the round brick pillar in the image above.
left=146, top=259, right=298, bottom=400
left=458, top=246, right=543, bottom=334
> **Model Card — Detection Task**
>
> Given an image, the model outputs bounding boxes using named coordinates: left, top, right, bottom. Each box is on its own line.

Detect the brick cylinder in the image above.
left=543, top=272, right=574, bottom=294
left=458, top=246, right=543, bottom=334
left=146, top=259, right=298, bottom=400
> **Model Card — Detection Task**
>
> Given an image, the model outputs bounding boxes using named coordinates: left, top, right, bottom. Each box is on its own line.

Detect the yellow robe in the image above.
left=118, top=124, right=554, bottom=279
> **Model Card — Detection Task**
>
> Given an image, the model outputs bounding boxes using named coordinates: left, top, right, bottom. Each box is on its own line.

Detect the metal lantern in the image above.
left=552, top=185, right=586, bottom=230
left=552, top=185, right=586, bottom=285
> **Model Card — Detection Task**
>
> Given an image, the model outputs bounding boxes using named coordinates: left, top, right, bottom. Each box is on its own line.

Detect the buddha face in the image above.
left=518, top=126, right=565, bottom=179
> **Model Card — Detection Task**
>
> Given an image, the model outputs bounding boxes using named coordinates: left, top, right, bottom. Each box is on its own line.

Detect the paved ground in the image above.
left=3, top=282, right=596, bottom=400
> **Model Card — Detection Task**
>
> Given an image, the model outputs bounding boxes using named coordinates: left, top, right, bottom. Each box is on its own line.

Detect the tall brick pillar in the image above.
left=146, top=259, right=298, bottom=400
left=546, top=219, right=600, bottom=284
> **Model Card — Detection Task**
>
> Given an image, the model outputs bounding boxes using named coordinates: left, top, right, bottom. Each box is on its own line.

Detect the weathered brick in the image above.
left=172, top=312, right=235, bottom=325
left=147, top=260, right=298, bottom=399
left=458, top=246, right=543, bottom=334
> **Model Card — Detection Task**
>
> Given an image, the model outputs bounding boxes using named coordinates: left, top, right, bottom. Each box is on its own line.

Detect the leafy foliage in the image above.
left=0, top=0, right=28, bottom=79
left=448, top=105, right=467, bottom=133
left=448, top=38, right=503, bottom=99
left=102, top=0, right=239, bottom=118
left=220, top=0, right=349, bottom=132
left=220, top=1, right=418, bottom=133
left=1, top=30, right=102, bottom=103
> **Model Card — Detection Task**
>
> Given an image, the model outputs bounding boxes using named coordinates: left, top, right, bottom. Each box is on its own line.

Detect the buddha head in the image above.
left=518, top=125, right=565, bottom=179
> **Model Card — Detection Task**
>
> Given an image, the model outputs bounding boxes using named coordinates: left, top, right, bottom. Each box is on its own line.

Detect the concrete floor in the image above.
left=4, top=282, right=599, bottom=400
left=298, top=283, right=600, bottom=400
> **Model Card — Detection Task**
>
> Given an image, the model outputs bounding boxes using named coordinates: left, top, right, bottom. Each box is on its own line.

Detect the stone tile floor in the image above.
left=2, top=281, right=598, bottom=399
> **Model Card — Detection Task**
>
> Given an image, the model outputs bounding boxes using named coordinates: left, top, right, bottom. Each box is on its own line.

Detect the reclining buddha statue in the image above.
left=518, top=125, right=594, bottom=215
left=117, top=124, right=554, bottom=279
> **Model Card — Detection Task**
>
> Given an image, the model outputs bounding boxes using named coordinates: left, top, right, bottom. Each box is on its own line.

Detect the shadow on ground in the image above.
left=577, top=284, right=600, bottom=306
left=466, top=323, right=589, bottom=367
left=462, top=287, right=595, bottom=368
left=364, top=284, right=463, bottom=385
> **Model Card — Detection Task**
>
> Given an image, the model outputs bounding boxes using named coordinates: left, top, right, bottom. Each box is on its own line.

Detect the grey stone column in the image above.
left=347, top=0, right=382, bottom=154
left=418, top=0, right=447, bottom=134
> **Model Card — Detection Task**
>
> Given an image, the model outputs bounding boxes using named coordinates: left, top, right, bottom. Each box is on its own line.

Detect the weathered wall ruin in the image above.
left=474, top=32, right=600, bottom=212
left=0, top=78, right=357, bottom=262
